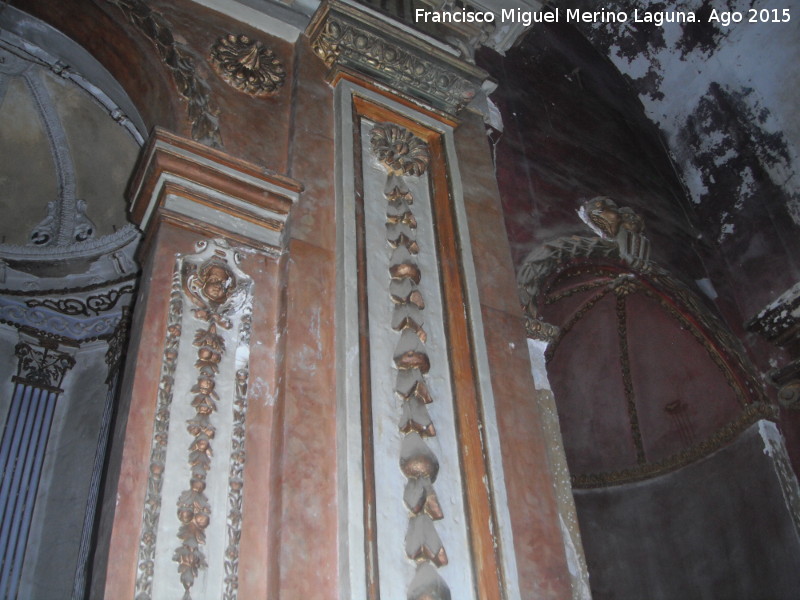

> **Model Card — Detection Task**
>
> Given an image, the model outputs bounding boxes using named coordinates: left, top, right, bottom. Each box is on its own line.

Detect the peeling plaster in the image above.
left=568, top=0, right=800, bottom=235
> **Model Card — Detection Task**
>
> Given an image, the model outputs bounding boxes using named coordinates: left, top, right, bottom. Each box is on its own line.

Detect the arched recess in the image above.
left=518, top=199, right=800, bottom=599
left=0, top=7, right=145, bottom=599
left=520, top=236, right=772, bottom=487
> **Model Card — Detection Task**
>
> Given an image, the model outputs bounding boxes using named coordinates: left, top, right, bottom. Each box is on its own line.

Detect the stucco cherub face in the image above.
left=200, top=265, right=233, bottom=305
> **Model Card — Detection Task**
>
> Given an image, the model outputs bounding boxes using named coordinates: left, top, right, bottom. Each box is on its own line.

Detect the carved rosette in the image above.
left=174, top=240, right=252, bottom=599
left=210, top=34, right=286, bottom=97
left=370, top=123, right=450, bottom=598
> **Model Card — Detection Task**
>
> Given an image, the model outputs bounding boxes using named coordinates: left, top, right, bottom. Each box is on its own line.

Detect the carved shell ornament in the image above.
left=370, top=124, right=431, bottom=177
left=579, top=196, right=645, bottom=239
left=210, top=34, right=286, bottom=96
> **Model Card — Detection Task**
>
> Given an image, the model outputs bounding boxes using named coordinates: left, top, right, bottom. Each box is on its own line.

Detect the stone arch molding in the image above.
left=0, top=15, right=146, bottom=596
left=0, top=5, right=146, bottom=292
left=517, top=197, right=774, bottom=487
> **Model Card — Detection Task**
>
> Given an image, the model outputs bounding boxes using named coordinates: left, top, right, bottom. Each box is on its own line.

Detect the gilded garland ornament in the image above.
left=370, top=121, right=450, bottom=598
left=210, top=34, right=286, bottom=96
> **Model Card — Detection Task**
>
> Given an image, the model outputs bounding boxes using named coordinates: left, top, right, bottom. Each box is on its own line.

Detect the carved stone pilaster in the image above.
left=134, top=240, right=254, bottom=600
left=307, top=0, right=491, bottom=117
left=370, top=122, right=451, bottom=599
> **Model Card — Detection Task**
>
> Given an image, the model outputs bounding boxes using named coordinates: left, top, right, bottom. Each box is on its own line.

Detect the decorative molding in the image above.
left=209, top=34, right=286, bottom=96
left=524, top=315, right=559, bottom=343
left=135, top=265, right=183, bottom=599
left=25, top=285, right=135, bottom=317
left=307, top=0, right=489, bottom=116
left=370, top=123, right=451, bottom=598
left=517, top=235, right=619, bottom=318
left=174, top=240, right=252, bottom=598
left=104, top=306, right=132, bottom=383
left=0, top=223, right=139, bottom=262
left=134, top=239, right=254, bottom=599
left=129, top=129, right=300, bottom=253
left=339, top=83, right=510, bottom=600
left=571, top=403, right=778, bottom=488
left=747, top=281, right=800, bottom=349
left=748, top=282, right=800, bottom=408
left=370, top=123, right=431, bottom=176
left=13, top=338, right=75, bottom=391
left=615, top=292, right=645, bottom=464
left=770, top=360, right=800, bottom=410
left=0, top=297, right=125, bottom=341
left=20, top=64, right=96, bottom=247
left=0, top=225, right=140, bottom=294
left=0, top=274, right=136, bottom=297
left=223, top=364, right=249, bottom=600
left=518, top=200, right=764, bottom=406
left=106, top=0, right=223, bottom=148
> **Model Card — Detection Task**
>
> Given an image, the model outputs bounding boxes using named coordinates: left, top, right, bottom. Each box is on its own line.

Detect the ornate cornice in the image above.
left=307, top=0, right=490, bottom=116
left=747, top=282, right=800, bottom=348
left=129, top=129, right=301, bottom=253
left=748, top=282, right=800, bottom=409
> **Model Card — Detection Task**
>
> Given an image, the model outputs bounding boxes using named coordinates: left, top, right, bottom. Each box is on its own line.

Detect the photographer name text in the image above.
left=414, top=7, right=791, bottom=28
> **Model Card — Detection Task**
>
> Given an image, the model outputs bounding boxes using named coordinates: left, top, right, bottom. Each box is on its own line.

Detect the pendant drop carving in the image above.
left=174, top=241, right=252, bottom=599
left=370, top=122, right=450, bottom=599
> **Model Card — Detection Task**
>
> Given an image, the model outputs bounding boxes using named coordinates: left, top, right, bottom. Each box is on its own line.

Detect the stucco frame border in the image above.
left=334, top=79, right=521, bottom=600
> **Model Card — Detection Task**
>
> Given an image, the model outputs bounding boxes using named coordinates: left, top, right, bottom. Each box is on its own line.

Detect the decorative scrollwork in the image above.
left=209, top=34, right=286, bottom=96
left=107, top=0, right=222, bottom=147
left=25, top=285, right=135, bottom=317
left=135, top=266, right=183, bottom=599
